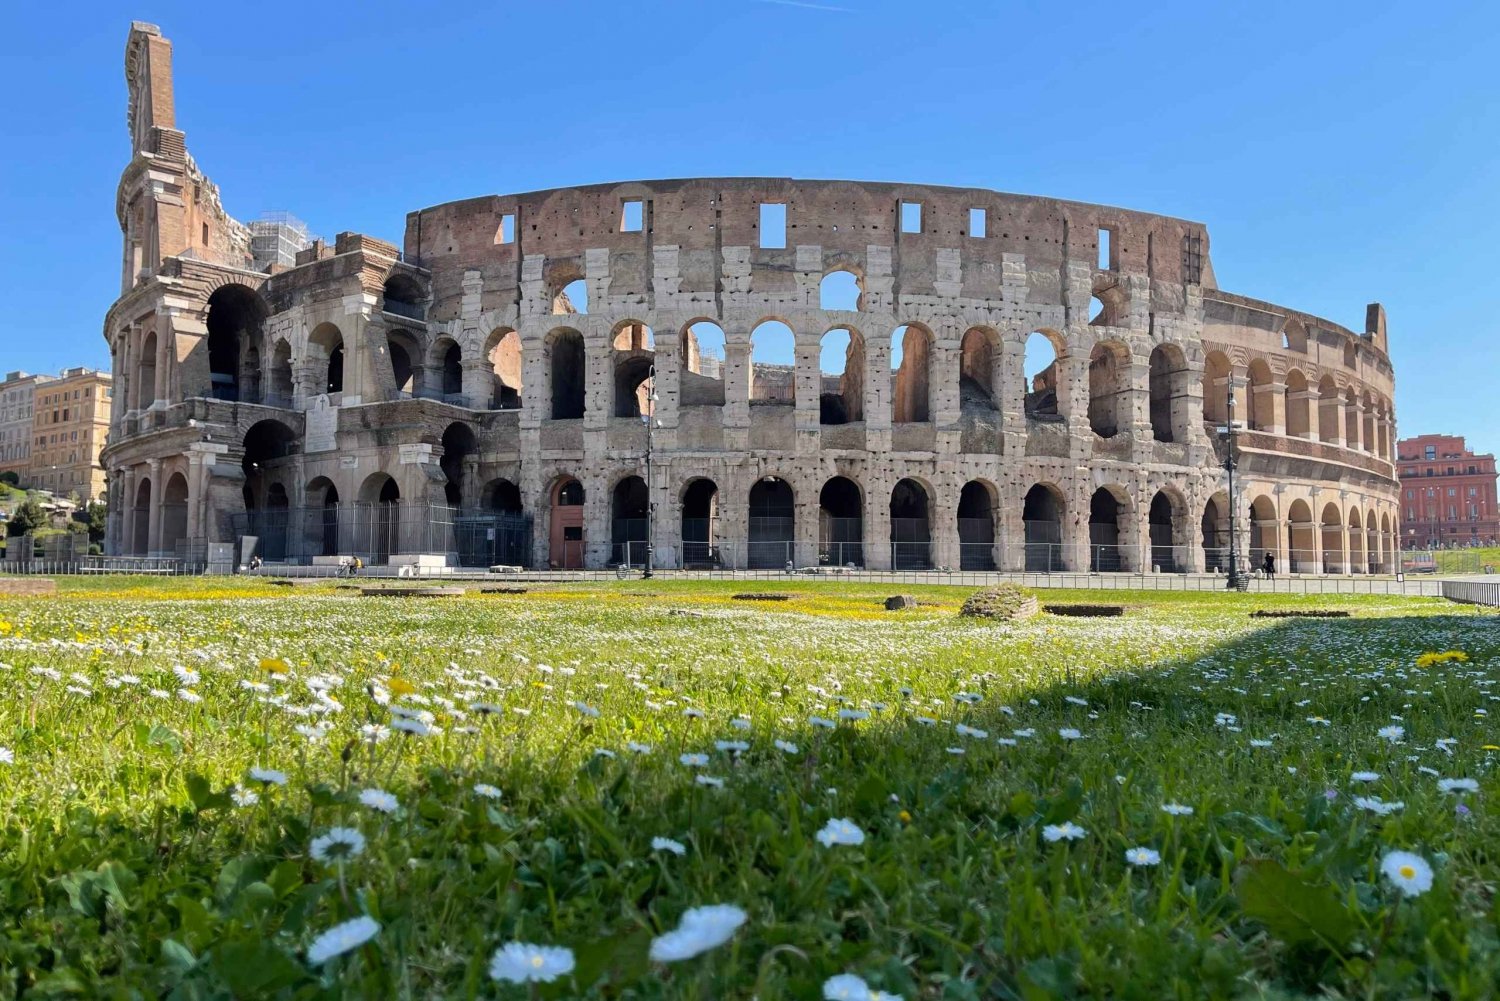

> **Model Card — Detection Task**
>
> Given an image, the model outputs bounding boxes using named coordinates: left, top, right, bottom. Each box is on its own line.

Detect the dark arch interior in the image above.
left=889, top=478, right=931, bottom=569
left=1023, top=485, right=1064, bottom=571
left=1201, top=497, right=1227, bottom=572
left=487, top=479, right=522, bottom=512
left=818, top=476, right=863, bottom=567
left=1148, top=491, right=1178, bottom=572
left=440, top=423, right=478, bottom=507
left=440, top=342, right=462, bottom=397
left=681, top=479, right=720, bottom=567
left=205, top=285, right=267, bottom=403
left=551, top=332, right=586, bottom=419
left=748, top=477, right=794, bottom=569
left=1088, top=488, right=1123, bottom=571
left=611, top=476, right=649, bottom=566
left=389, top=342, right=414, bottom=394
left=957, top=481, right=995, bottom=570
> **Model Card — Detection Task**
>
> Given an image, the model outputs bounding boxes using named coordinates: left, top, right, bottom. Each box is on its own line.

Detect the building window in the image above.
left=758, top=203, right=786, bottom=249
left=1425, top=445, right=1436, bottom=459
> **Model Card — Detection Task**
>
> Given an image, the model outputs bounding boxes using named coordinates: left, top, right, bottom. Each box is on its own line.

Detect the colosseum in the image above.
left=102, top=23, right=1400, bottom=576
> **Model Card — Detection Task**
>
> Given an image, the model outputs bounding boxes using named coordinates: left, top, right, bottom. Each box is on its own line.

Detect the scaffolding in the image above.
left=250, top=212, right=314, bottom=270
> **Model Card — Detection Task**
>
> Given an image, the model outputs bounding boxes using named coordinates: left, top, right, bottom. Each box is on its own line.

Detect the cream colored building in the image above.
left=0, top=371, right=51, bottom=482
left=31, top=367, right=112, bottom=501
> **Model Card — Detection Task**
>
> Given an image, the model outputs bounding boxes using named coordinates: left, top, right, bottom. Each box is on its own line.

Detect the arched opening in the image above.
left=308, top=323, right=344, bottom=396
left=1249, top=495, right=1277, bottom=573
left=819, top=270, right=861, bottom=311
left=1287, top=499, right=1316, bottom=573
left=1148, top=490, right=1182, bottom=572
left=241, top=419, right=296, bottom=561
left=681, top=478, right=721, bottom=568
left=553, top=278, right=587, bottom=315
left=960, top=327, right=998, bottom=412
left=1148, top=344, right=1188, bottom=443
left=1246, top=359, right=1274, bottom=432
left=1023, top=484, right=1065, bottom=571
left=548, top=477, right=585, bottom=569
left=1088, top=295, right=1106, bottom=324
left=136, top=331, right=158, bottom=410
left=1343, top=388, right=1359, bottom=447
left=957, top=480, right=997, bottom=570
left=819, top=328, right=864, bottom=425
left=1284, top=369, right=1311, bottom=438
left=1318, top=377, right=1341, bottom=444
left=1023, top=331, right=1063, bottom=419
left=1087, top=341, right=1129, bottom=438
left=679, top=321, right=726, bottom=407
left=890, top=478, right=932, bottom=569
left=382, top=275, right=425, bottom=319
left=132, top=477, right=151, bottom=555
left=268, top=339, right=293, bottom=406
left=386, top=331, right=420, bottom=397
left=305, top=477, right=340, bottom=557
left=548, top=329, right=586, bottom=420
left=1203, top=351, right=1231, bottom=427
left=485, top=328, right=522, bottom=410
left=485, top=478, right=522, bottom=513
left=1377, top=513, right=1391, bottom=573
left=205, top=285, right=268, bottom=403
left=750, top=321, right=796, bottom=406
left=1347, top=508, right=1366, bottom=574
left=1361, top=392, right=1376, bottom=453
left=161, top=472, right=189, bottom=555
left=1088, top=487, right=1125, bottom=571
left=1320, top=502, right=1344, bottom=574
left=891, top=324, right=931, bottom=423
left=439, top=422, right=477, bottom=508
left=436, top=339, right=463, bottom=400
left=748, top=476, right=794, bottom=569
left=457, top=476, right=528, bottom=569
left=612, top=322, right=656, bottom=419
left=818, top=476, right=863, bottom=567
left=610, top=475, right=649, bottom=567
left=357, top=473, right=401, bottom=564
left=1202, top=493, right=1228, bottom=573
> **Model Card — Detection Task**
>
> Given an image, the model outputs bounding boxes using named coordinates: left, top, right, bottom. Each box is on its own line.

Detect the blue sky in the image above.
left=5, top=0, right=1498, bottom=455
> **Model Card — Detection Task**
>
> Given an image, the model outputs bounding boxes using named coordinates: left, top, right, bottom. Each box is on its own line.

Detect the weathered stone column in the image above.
left=146, top=458, right=163, bottom=555
left=461, top=357, right=491, bottom=410
left=865, top=472, right=892, bottom=571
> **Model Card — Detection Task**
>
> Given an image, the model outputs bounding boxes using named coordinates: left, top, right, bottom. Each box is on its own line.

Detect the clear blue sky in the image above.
left=5, top=0, right=1498, bottom=456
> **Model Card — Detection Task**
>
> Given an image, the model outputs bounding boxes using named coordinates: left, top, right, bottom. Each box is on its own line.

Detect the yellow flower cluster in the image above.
left=1415, top=650, right=1469, bottom=668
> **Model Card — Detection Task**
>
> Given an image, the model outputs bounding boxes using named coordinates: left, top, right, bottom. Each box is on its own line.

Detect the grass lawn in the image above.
left=1, top=577, right=1497, bottom=998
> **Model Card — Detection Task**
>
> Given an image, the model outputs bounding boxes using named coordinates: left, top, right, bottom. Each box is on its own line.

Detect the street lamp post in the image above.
left=642, top=366, right=658, bottom=579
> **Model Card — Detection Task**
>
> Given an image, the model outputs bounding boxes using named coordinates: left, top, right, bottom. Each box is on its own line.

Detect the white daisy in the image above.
left=1438, top=778, right=1478, bottom=793
left=310, top=827, right=365, bottom=863
left=816, top=818, right=866, bottom=847
left=774, top=739, right=799, bottom=754
left=474, top=784, right=503, bottom=800
left=1057, top=728, right=1083, bottom=740
left=307, top=915, right=380, bottom=964
left=231, top=787, right=260, bottom=808
left=1350, top=771, right=1381, bottom=783
left=647, top=904, right=747, bottom=962
left=651, top=836, right=687, bottom=856
left=679, top=753, right=709, bottom=767
left=1160, top=802, right=1194, bottom=816
left=1353, top=796, right=1404, bottom=816
left=1041, top=822, right=1086, bottom=842
left=248, top=767, right=287, bottom=786
left=695, top=775, right=725, bottom=788
left=359, top=788, right=399, bottom=814
left=1377, top=725, right=1405, bottom=743
left=1380, top=850, right=1433, bottom=897
left=1125, top=846, right=1161, bottom=866
left=488, top=942, right=575, bottom=984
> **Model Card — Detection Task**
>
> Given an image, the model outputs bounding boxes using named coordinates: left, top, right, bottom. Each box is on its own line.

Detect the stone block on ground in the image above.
left=959, top=584, right=1039, bottom=620
left=884, top=595, right=918, bottom=610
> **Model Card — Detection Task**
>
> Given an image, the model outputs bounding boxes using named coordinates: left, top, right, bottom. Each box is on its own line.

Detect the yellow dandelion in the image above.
left=386, top=676, right=417, bottom=698
left=898, top=810, right=912, bottom=824
left=260, top=657, right=290, bottom=675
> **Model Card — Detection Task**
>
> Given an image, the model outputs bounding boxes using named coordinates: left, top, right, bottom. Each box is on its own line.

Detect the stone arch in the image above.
left=439, top=422, right=477, bottom=507
left=308, top=322, right=344, bottom=396
left=132, top=476, right=151, bottom=554
left=305, top=475, right=341, bottom=557
left=1287, top=498, right=1316, bottom=573
left=1347, top=506, right=1366, bottom=574
left=1203, top=350, right=1232, bottom=426
left=205, top=284, right=269, bottom=402
left=750, top=321, right=796, bottom=405
left=1088, top=485, right=1133, bottom=571
left=889, top=477, right=933, bottom=569
left=819, top=269, right=862, bottom=311
left=553, top=278, right=587, bottom=315
left=428, top=335, right=463, bottom=399
left=160, top=471, right=189, bottom=554
left=1361, top=390, right=1377, bottom=454
left=1284, top=368, right=1311, bottom=438
left=1023, top=482, right=1066, bottom=571
left=891, top=323, right=932, bottom=423
left=136, top=330, right=158, bottom=410
left=1024, top=329, right=1068, bottom=419
left=1318, top=375, right=1341, bottom=444
left=819, top=326, right=865, bottom=425
left=382, top=274, right=426, bottom=318
left=960, top=326, right=999, bottom=412
left=546, top=327, right=586, bottom=419
left=1245, top=358, right=1274, bottom=432
left=548, top=474, right=585, bottom=568
left=1147, top=486, right=1188, bottom=572
left=357, top=472, right=401, bottom=564
left=748, top=474, right=795, bottom=569
left=610, top=474, right=649, bottom=566
left=385, top=328, right=423, bottom=398
left=1342, top=386, right=1360, bottom=446
left=268, top=338, right=293, bottom=405
left=611, top=320, right=656, bottom=419
left=241, top=419, right=298, bottom=510
left=681, top=477, right=721, bottom=568
left=680, top=320, right=726, bottom=406
left=1321, top=501, right=1344, bottom=574
left=1249, top=494, right=1278, bottom=571
left=1202, top=490, right=1229, bottom=572
left=484, top=327, right=522, bottom=409
left=957, top=479, right=998, bottom=570
left=1087, top=339, right=1130, bottom=438
left=1147, top=343, right=1190, bottom=443
left=818, top=475, right=864, bottom=567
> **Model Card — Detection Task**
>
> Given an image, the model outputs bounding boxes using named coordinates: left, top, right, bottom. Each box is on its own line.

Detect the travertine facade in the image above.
left=102, top=23, right=1400, bottom=573
left=30, top=368, right=112, bottom=501
left=0, top=371, right=51, bottom=481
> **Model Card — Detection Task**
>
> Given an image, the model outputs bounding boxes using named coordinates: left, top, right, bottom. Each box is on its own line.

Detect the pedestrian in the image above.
left=1262, top=551, right=1275, bottom=579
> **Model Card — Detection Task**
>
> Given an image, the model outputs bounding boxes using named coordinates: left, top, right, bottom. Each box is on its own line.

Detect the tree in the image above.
left=77, top=500, right=108, bottom=544
left=0, top=470, right=18, bottom=487
left=7, top=499, right=45, bottom=538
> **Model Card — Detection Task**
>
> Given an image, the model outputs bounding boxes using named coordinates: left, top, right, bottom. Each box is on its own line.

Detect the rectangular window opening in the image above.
left=620, top=200, right=643, bottom=233
left=900, top=201, right=922, bottom=234
left=1098, top=228, right=1113, bottom=270
left=495, top=213, right=515, bottom=245
left=969, top=208, right=986, bottom=238
left=759, top=202, right=786, bottom=249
